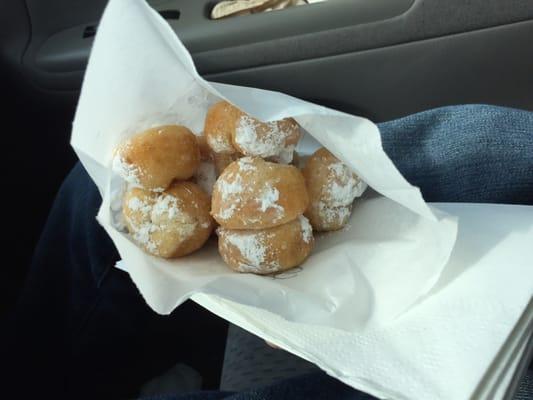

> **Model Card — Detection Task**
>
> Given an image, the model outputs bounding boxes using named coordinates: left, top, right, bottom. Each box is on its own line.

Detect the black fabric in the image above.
left=220, top=325, right=318, bottom=391
left=2, top=164, right=228, bottom=399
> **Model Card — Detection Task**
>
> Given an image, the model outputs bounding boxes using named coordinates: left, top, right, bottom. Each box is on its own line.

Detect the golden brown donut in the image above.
left=211, top=157, right=309, bottom=229
left=302, top=147, right=367, bottom=231
left=204, top=101, right=241, bottom=155
left=204, top=101, right=301, bottom=163
left=122, top=181, right=214, bottom=258
left=232, top=115, right=301, bottom=164
left=113, top=125, right=200, bottom=191
left=218, top=215, right=314, bottom=274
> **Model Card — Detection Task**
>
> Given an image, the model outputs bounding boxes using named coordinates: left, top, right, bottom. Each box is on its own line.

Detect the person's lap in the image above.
left=3, top=105, right=532, bottom=399
left=3, top=165, right=228, bottom=398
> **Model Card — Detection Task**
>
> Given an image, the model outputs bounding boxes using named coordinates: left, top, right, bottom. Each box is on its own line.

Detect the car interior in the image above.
left=2, top=0, right=532, bottom=397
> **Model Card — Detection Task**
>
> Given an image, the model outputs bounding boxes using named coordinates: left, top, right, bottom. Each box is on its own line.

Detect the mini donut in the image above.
left=211, top=157, right=309, bottom=229
left=122, top=181, right=214, bottom=258
left=204, top=101, right=241, bottom=155
left=218, top=215, right=314, bottom=274
left=204, top=101, right=301, bottom=163
left=232, top=115, right=301, bottom=164
left=113, top=125, right=200, bottom=191
left=302, top=147, right=367, bottom=231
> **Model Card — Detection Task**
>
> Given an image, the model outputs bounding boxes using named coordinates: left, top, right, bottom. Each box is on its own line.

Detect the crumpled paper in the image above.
left=71, top=0, right=457, bottom=331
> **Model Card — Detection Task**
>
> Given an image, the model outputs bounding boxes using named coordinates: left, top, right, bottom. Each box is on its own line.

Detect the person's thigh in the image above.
left=3, top=164, right=227, bottom=399
left=379, top=104, right=533, bottom=203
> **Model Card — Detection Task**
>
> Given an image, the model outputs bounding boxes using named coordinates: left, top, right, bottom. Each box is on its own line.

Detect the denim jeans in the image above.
left=3, top=105, right=532, bottom=400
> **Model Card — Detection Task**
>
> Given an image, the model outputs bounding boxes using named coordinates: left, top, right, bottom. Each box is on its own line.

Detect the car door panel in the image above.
left=4, top=0, right=532, bottom=120
left=207, top=20, right=533, bottom=121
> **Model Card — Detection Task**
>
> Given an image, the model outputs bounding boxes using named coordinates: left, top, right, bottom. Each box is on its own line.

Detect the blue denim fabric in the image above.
left=379, top=105, right=533, bottom=203
left=2, top=105, right=532, bottom=400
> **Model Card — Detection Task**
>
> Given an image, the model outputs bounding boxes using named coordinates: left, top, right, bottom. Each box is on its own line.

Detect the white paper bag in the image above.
left=71, top=0, right=457, bottom=330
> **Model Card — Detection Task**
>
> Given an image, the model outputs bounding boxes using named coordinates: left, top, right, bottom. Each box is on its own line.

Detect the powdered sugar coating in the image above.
left=132, top=223, right=159, bottom=253
left=112, top=154, right=142, bottom=187
left=256, top=186, right=284, bottom=217
left=225, top=232, right=266, bottom=267
left=216, top=173, right=244, bottom=201
left=218, top=203, right=238, bottom=220
left=124, top=191, right=198, bottom=255
left=218, top=229, right=281, bottom=273
left=127, top=196, right=152, bottom=214
left=234, top=115, right=297, bottom=163
left=237, top=157, right=256, bottom=172
left=123, top=195, right=158, bottom=252
left=326, top=162, right=367, bottom=207
left=151, top=194, right=180, bottom=219
left=213, top=172, right=244, bottom=220
left=207, top=133, right=234, bottom=153
left=299, top=215, right=313, bottom=244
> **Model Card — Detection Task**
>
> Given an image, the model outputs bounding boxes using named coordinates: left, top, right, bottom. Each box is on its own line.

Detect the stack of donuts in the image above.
left=114, top=125, right=215, bottom=258
left=112, top=101, right=367, bottom=274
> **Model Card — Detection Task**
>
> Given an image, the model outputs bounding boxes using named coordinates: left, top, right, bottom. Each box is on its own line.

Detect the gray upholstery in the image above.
left=195, top=0, right=533, bottom=74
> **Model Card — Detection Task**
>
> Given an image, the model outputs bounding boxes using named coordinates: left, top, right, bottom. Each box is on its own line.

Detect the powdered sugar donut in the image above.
left=302, top=147, right=367, bottom=231
left=204, top=101, right=241, bottom=155
left=122, top=181, right=214, bottom=258
left=231, top=115, right=301, bottom=164
left=218, top=215, right=314, bottom=274
left=211, top=157, right=309, bottom=229
left=204, top=101, right=301, bottom=163
left=113, top=125, right=200, bottom=192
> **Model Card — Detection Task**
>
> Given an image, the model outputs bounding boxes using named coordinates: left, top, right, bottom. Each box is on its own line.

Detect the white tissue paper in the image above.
left=116, top=203, right=533, bottom=400
left=71, top=0, right=457, bottom=331
left=72, top=0, right=533, bottom=398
